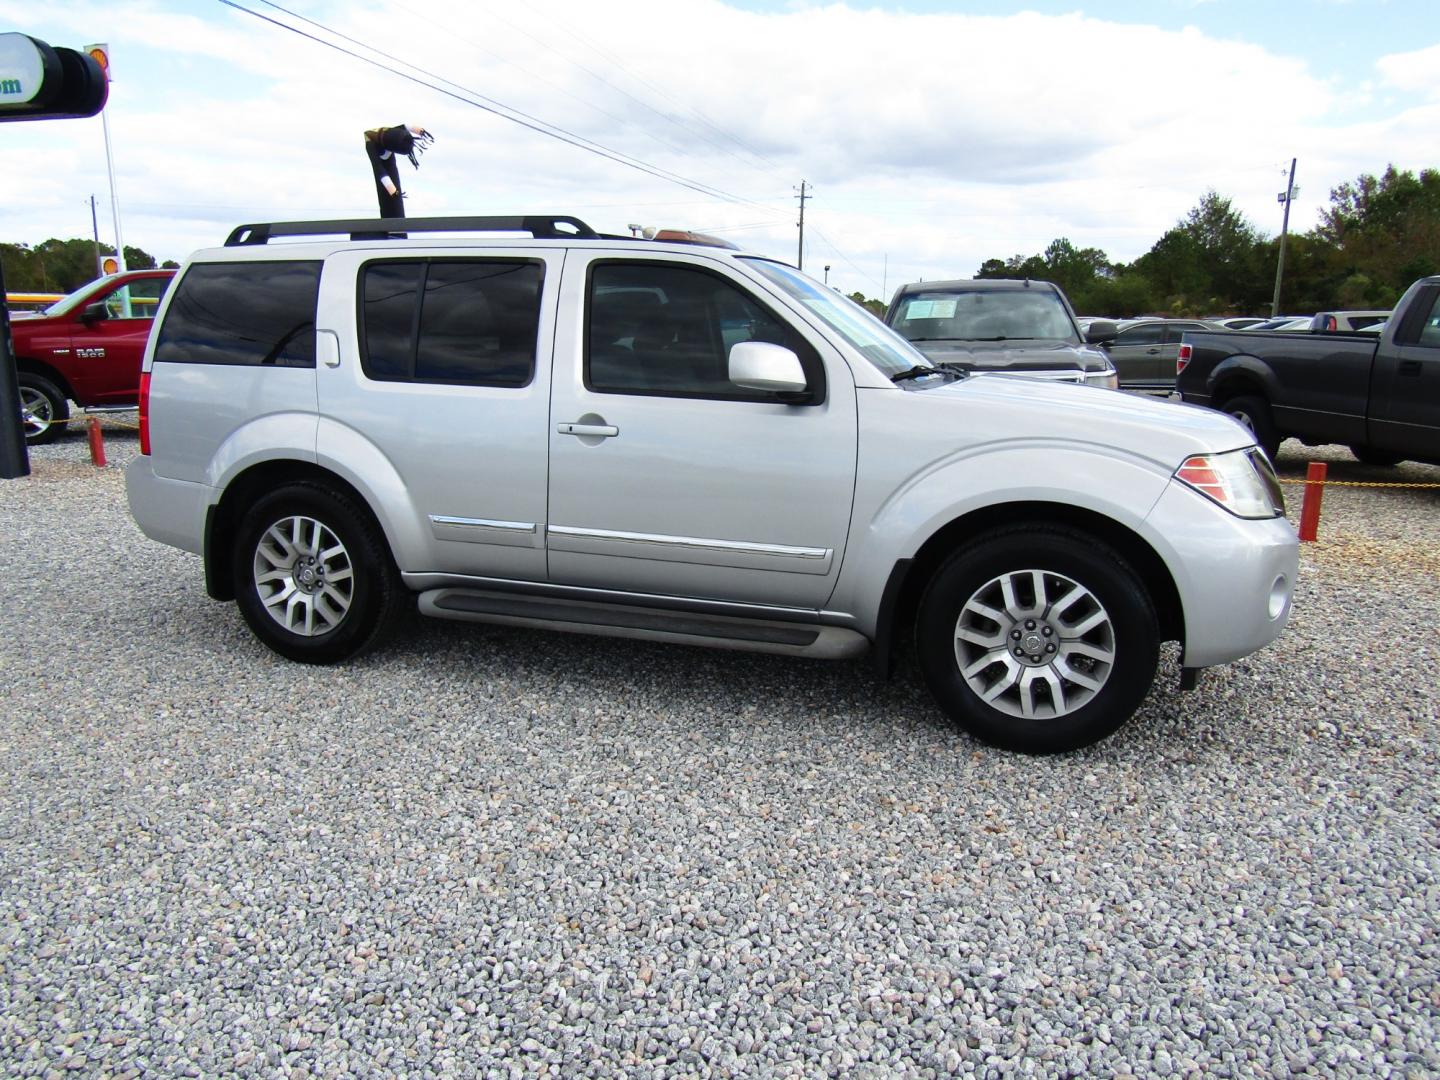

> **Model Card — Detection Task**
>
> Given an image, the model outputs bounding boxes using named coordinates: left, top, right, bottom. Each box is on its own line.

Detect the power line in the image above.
left=219, top=0, right=789, bottom=219
left=514, top=0, right=784, bottom=179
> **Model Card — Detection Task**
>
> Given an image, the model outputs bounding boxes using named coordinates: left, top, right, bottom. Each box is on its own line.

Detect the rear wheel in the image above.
left=1222, top=395, right=1281, bottom=461
left=233, top=482, right=402, bottom=664
left=915, top=526, right=1159, bottom=754
left=18, top=373, right=70, bottom=445
left=1349, top=445, right=1405, bottom=467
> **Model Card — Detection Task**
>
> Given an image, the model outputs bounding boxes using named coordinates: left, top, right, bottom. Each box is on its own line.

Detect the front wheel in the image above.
left=233, top=482, right=402, bottom=664
left=915, top=526, right=1159, bottom=754
left=1221, top=395, right=1281, bottom=462
left=18, top=373, right=70, bottom=445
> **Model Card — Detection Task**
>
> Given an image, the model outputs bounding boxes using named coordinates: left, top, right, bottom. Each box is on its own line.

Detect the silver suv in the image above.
left=127, top=215, right=1298, bottom=754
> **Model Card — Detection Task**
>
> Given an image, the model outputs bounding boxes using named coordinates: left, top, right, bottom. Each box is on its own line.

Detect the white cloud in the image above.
left=0, top=0, right=1432, bottom=299
left=1375, top=41, right=1440, bottom=101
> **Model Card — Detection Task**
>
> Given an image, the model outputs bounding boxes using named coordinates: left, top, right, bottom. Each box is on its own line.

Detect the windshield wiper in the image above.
left=890, top=365, right=943, bottom=383
left=904, top=336, right=963, bottom=343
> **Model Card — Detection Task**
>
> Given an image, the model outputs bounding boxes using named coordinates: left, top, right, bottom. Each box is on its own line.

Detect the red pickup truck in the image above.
left=11, top=269, right=175, bottom=444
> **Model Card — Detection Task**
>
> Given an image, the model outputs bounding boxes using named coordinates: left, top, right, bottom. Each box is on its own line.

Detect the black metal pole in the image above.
left=0, top=254, right=32, bottom=478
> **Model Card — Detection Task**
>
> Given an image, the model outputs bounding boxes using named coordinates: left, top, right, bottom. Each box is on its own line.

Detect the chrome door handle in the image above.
left=557, top=421, right=619, bottom=438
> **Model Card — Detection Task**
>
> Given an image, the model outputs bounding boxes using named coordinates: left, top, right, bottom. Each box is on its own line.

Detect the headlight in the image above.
left=1084, top=368, right=1119, bottom=390
left=1175, top=448, right=1284, bottom=519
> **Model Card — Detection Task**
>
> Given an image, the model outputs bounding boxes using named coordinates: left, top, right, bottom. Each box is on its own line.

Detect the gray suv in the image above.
left=885, top=278, right=1118, bottom=388
left=126, top=215, right=1297, bottom=754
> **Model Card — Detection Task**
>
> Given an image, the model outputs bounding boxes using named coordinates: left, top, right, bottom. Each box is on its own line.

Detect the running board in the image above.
left=417, top=587, right=869, bottom=660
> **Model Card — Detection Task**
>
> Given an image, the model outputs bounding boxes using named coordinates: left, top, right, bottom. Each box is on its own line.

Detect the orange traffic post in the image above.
left=1297, top=461, right=1326, bottom=542
left=87, top=416, right=107, bottom=468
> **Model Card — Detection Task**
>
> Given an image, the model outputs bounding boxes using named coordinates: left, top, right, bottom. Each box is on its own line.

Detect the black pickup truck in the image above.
left=1176, top=275, right=1440, bottom=466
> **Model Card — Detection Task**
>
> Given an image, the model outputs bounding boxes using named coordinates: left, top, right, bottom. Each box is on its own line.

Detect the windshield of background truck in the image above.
left=40, top=276, right=118, bottom=318
left=892, top=289, right=1080, bottom=344
left=743, top=258, right=933, bottom=378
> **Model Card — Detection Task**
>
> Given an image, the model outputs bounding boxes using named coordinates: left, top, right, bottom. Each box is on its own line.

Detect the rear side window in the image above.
left=360, top=259, right=543, bottom=387
left=153, top=261, right=321, bottom=367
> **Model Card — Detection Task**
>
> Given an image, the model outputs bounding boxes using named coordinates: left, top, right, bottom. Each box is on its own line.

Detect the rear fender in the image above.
left=1207, top=354, right=1280, bottom=404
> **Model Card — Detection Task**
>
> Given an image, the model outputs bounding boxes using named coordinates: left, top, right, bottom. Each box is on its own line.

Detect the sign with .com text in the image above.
left=0, top=33, right=47, bottom=105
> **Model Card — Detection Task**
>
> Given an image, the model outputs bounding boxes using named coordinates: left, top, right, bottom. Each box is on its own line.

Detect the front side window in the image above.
left=101, top=277, right=171, bottom=321
left=1115, top=322, right=1164, bottom=346
left=360, top=259, right=542, bottom=387
left=586, top=261, right=823, bottom=401
left=1397, top=289, right=1440, bottom=349
left=153, top=261, right=321, bottom=367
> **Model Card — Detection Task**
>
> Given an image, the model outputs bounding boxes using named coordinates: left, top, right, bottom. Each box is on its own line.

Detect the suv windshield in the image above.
left=891, top=289, right=1080, bottom=344
left=743, top=258, right=933, bottom=378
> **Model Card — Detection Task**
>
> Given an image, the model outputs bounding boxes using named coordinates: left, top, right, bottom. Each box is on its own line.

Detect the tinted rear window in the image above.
left=154, top=261, right=322, bottom=367
left=360, top=259, right=543, bottom=387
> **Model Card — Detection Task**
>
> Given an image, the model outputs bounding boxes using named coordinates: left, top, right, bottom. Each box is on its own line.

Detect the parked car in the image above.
left=1098, top=319, right=1224, bottom=391
left=1212, top=317, right=1269, bottom=331
left=9, top=269, right=176, bottom=443
left=1306, top=310, right=1391, bottom=332
left=1245, top=316, right=1309, bottom=332
left=127, top=214, right=1296, bottom=755
left=1177, top=276, right=1440, bottom=465
left=884, top=279, right=1118, bottom=388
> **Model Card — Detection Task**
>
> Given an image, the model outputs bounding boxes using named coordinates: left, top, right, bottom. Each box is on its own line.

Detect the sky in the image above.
left=1, top=0, right=1437, bottom=302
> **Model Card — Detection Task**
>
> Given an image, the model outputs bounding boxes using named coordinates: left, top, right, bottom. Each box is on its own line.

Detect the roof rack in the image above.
left=224, top=215, right=603, bottom=247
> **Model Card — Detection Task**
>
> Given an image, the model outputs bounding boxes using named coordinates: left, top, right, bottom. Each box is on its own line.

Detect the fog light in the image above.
left=1268, top=574, right=1290, bottom=620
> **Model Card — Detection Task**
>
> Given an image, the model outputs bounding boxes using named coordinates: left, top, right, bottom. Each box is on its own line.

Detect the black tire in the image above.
left=915, top=526, right=1159, bottom=754
left=18, top=373, right=70, bottom=445
left=1349, top=445, right=1405, bottom=468
left=1221, top=395, right=1281, bottom=462
left=232, top=482, right=402, bottom=664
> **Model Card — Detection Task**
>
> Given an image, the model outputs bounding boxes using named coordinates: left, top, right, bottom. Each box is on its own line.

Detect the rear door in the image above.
left=316, top=247, right=560, bottom=581
left=1369, top=285, right=1440, bottom=460
left=545, top=251, right=857, bottom=609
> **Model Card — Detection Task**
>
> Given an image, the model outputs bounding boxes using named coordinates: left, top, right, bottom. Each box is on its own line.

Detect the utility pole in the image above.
left=795, top=180, right=809, bottom=271
left=1271, top=158, right=1297, bottom=317
left=86, top=44, right=125, bottom=274
left=90, top=195, right=101, bottom=274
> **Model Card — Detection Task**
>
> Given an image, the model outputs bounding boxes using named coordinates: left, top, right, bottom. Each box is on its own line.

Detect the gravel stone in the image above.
left=0, top=423, right=1437, bottom=1077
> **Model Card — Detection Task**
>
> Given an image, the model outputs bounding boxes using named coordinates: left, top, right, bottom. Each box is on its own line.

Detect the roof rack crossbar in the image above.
left=225, top=215, right=599, bottom=246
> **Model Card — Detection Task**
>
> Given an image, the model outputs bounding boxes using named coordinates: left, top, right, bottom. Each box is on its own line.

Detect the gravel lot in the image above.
left=2, top=419, right=1437, bottom=1079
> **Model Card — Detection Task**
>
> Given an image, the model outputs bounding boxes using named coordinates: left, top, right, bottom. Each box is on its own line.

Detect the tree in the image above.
left=1317, top=166, right=1440, bottom=295
left=0, top=237, right=167, bottom=292
left=847, top=291, right=885, bottom=318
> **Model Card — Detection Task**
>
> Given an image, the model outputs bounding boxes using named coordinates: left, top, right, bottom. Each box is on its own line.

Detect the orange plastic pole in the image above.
left=87, top=416, right=107, bottom=468
left=1297, top=461, right=1326, bottom=542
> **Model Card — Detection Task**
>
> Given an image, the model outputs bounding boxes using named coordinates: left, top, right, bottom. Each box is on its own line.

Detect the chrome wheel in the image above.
left=20, top=385, right=57, bottom=439
left=252, top=515, right=355, bottom=637
left=952, top=568, right=1115, bottom=720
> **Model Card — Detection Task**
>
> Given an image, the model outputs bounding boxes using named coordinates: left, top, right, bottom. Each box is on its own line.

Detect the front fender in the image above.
left=833, top=441, right=1172, bottom=635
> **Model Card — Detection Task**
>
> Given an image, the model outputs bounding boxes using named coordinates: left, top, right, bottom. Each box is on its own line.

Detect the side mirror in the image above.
left=81, top=301, right=109, bottom=323
left=729, top=341, right=807, bottom=395
left=1084, top=320, right=1118, bottom=344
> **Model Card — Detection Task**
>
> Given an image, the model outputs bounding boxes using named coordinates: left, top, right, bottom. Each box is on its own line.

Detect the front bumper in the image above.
left=1145, top=480, right=1299, bottom=668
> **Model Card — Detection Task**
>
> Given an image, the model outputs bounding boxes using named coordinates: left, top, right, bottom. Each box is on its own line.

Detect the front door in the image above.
left=546, top=252, right=857, bottom=609
left=67, top=275, right=172, bottom=404
left=1370, top=286, right=1440, bottom=461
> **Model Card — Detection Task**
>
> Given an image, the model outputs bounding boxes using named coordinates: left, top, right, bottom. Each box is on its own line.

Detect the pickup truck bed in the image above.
left=1177, top=275, right=1440, bottom=466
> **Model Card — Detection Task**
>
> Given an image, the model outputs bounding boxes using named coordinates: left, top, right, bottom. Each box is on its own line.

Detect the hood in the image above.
left=912, top=338, right=1110, bottom=374
left=917, top=371, right=1256, bottom=463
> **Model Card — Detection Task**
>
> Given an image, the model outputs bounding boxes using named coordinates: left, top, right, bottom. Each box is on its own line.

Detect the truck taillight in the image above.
left=1177, top=343, right=1192, bottom=374
left=138, top=371, right=151, bottom=455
